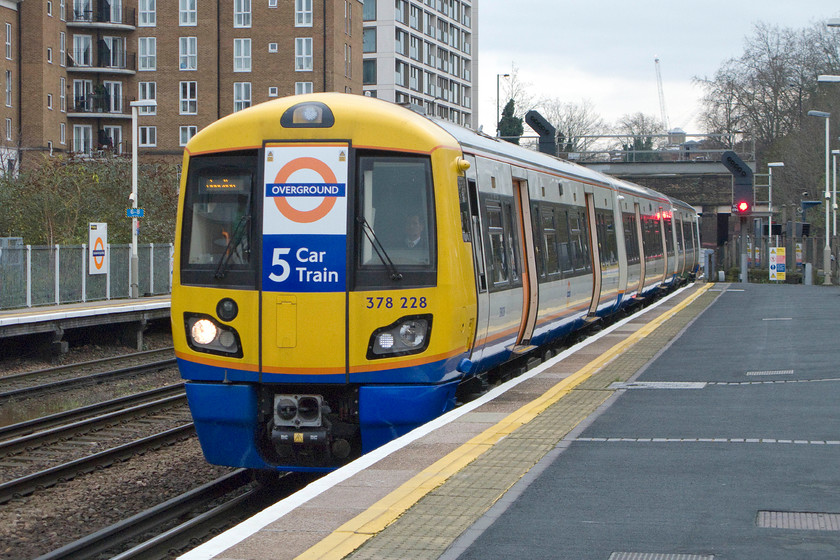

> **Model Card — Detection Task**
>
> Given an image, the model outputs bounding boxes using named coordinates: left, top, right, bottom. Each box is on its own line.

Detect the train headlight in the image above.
left=367, top=314, right=432, bottom=359
left=191, top=319, right=217, bottom=345
left=185, top=313, right=243, bottom=358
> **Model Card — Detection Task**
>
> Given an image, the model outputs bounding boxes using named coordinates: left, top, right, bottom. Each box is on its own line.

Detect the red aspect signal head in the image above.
left=737, top=201, right=749, bottom=212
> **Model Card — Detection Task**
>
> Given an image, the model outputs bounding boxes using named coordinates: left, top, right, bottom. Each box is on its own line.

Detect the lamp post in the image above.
left=495, top=73, right=509, bottom=137
left=807, top=110, right=831, bottom=285
left=767, top=162, right=784, bottom=247
left=833, top=149, right=840, bottom=237
left=129, top=99, right=157, bottom=298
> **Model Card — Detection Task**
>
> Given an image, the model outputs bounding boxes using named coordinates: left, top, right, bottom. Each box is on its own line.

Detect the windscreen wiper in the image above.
left=357, top=216, right=403, bottom=281
left=215, top=215, right=251, bottom=279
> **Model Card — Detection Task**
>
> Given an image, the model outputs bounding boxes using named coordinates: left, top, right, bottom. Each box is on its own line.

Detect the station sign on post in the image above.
left=88, top=222, right=107, bottom=275
left=769, top=247, right=786, bottom=281
left=126, top=208, right=145, bottom=218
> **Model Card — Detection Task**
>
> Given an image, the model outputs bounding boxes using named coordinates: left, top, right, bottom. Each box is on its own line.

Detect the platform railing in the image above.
left=0, top=243, right=173, bottom=310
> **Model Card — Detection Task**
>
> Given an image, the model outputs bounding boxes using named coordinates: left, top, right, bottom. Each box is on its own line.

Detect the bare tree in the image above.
left=537, top=98, right=606, bottom=154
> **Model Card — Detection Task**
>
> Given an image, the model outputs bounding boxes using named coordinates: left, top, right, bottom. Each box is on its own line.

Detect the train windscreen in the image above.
left=180, top=152, right=258, bottom=288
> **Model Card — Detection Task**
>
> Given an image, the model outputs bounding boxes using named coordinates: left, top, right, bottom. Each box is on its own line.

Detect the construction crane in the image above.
left=654, top=57, right=670, bottom=131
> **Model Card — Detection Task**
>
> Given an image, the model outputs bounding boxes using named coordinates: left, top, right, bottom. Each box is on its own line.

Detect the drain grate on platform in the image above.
left=609, top=553, right=714, bottom=560
left=745, top=369, right=794, bottom=376
left=609, top=381, right=707, bottom=390
left=757, top=510, right=840, bottom=531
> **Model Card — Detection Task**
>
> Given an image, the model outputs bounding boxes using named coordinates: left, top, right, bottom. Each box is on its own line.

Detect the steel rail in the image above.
left=0, top=357, right=178, bottom=401
left=0, top=383, right=185, bottom=441
left=0, top=392, right=188, bottom=456
left=0, top=424, right=195, bottom=504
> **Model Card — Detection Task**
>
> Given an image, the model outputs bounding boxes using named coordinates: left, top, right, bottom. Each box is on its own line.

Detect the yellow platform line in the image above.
left=296, top=283, right=712, bottom=560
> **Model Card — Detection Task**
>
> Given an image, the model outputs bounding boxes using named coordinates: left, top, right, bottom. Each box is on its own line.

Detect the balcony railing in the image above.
left=71, top=93, right=132, bottom=115
left=72, top=6, right=136, bottom=26
left=67, top=48, right=136, bottom=72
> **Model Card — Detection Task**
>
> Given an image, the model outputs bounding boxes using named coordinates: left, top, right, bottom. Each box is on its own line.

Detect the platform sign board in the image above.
left=796, top=243, right=803, bottom=266
left=261, top=142, right=348, bottom=293
left=770, top=247, right=786, bottom=281
left=88, top=222, right=107, bottom=275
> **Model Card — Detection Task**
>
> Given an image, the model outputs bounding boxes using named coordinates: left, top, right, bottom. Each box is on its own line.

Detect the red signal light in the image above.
left=737, top=201, right=749, bottom=213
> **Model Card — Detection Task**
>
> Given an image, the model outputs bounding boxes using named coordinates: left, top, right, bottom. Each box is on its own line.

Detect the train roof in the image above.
left=430, top=114, right=697, bottom=215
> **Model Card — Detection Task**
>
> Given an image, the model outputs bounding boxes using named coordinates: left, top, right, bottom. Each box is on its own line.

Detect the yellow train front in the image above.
left=172, top=94, right=476, bottom=472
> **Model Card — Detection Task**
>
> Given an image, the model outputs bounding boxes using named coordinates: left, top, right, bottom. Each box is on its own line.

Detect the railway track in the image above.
left=0, top=347, right=177, bottom=402
left=35, top=471, right=321, bottom=560
left=0, top=389, right=193, bottom=503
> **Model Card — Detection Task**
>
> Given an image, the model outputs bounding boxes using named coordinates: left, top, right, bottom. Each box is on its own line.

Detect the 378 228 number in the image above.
left=365, top=296, right=427, bottom=309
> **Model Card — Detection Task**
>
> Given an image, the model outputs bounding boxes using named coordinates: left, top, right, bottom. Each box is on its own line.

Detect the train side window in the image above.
left=623, top=212, right=640, bottom=264
left=568, top=207, right=591, bottom=274
left=555, top=207, right=574, bottom=275
left=486, top=204, right=508, bottom=286
left=540, top=206, right=560, bottom=277
left=595, top=209, right=618, bottom=267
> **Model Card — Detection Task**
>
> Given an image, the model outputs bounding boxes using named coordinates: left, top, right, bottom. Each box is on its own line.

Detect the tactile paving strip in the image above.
left=757, top=510, right=840, bottom=531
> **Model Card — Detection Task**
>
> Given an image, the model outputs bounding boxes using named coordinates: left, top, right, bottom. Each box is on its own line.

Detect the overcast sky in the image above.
left=476, top=1, right=840, bottom=133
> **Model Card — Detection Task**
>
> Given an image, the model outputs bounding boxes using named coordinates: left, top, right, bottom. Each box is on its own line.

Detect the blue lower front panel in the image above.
left=358, top=380, right=459, bottom=453
left=185, top=379, right=460, bottom=472
left=184, top=382, right=271, bottom=469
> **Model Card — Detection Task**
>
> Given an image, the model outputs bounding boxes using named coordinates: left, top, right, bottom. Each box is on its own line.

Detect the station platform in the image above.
left=180, top=282, right=840, bottom=560
left=0, top=296, right=170, bottom=350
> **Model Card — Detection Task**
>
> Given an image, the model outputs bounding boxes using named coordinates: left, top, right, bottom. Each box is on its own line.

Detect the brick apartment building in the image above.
left=0, top=0, right=365, bottom=171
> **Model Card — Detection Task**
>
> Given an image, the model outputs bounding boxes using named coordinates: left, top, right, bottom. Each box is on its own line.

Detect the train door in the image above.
left=585, top=192, right=601, bottom=317
left=635, top=203, right=646, bottom=294
left=513, top=177, right=539, bottom=348
left=461, top=155, right=490, bottom=368
left=659, top=207, right=669, bottom=284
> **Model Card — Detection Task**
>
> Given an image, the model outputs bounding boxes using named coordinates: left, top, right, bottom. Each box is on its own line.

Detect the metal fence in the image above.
left=0, top=243, right=173, bottom=310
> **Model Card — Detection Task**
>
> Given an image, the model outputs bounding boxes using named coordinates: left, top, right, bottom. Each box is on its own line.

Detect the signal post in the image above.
left=722, top=151, right=754, bottom=283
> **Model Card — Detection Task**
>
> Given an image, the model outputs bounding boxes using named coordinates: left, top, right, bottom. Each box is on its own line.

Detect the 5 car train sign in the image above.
left=262, top=143, right=348, bottom=292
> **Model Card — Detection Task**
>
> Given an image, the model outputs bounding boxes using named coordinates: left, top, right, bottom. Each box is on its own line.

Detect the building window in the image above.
left=269, top=0, right=277, bottom=7
left=138, top=81, right=156, bottom=114
left=345, top=0, right=351, bottom=35
left=362, top=59, right=376, bottom=85
left=5, top=70, right=11, bottom=107
left=103, top=36, right=125, bottom=68
left=295, top=38, right=312, bottom=71
left=179, top=0, right=196, bottom=26
left=60, top=0, right=66, bottom=20
left=180, top=125, right=197, bottom=146
left=180, top=81, right=197, bottom=114
left=233, top=82, right=251, bottom=112
left=47, top=1, right=53, bottom=16
left=295, top=0, right=312, bottom=26
left=60, top=77, right=66, bottom=111
left=60, top=122, right=66, bottom=144
left=139, top=0, right=156, bottom=26
left=234, top=38, right=251, bottom=72
left=139, top=126, right=156, bottom=147
left=47, top=48, right=53, bottom=63
left=104, top=81, right=122, bottom=112
left=5, top=118, right=11, bottom=141
left=179, top=37, right=197, bottom=70
left=47, top=93, right=53, bottom=109
left=268, top=42, right=278, bottom=53
left=345, top=44, right=351, bottom=78
left=104, top=125, right=122, bottom=152
left=363, top=28, right=375, bottom=52
left=363, top=0, right=375, bottom=20
left=60, top=32, right=66, bottom=66
left=138, top=37, right=156, bottom=70
left=73, top=35, right=92, bottom=66
left=4, top=23, right=10, bottom=59
left=295, top=81, right=313, bottom=95
left=234, top=0, right=251, bottom=27
left=73, top=124, right=93, bottom=154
